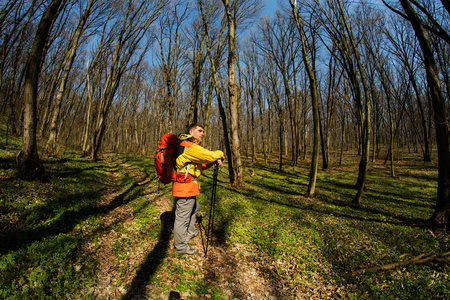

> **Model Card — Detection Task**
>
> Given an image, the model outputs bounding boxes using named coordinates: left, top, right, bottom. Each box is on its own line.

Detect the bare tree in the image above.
left=199, top=0, right=234, bottom=181
left=91, top=0, right=164, bottom=160
left=156, top=1, right=189, bottom=133
left=253, top=12, right=302, bottom=168
left=264, top=58, right=285, bottom=172
left=386, top=19, right=432, bottom=162
left=386, top=0, right=450, bottom=225
left=316, top=0, right=372, bottom=205
left=16, top=0, right=64, bottom=180
left=241, top=40, right=259, bottom=162
left=290, top=0, right=320, bottom=197
left=320, top=47, right=342, bottom=170
left=185, top=7, right=206, bottom=127
left=1, top=1, right=44, bottom=136
left=220, top=0, right=242, bottom=186
left=45, top=0, right=98, bottom=154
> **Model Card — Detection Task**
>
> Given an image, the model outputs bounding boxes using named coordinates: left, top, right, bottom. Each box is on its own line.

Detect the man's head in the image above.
left=187, top=123, right=204, bottom=142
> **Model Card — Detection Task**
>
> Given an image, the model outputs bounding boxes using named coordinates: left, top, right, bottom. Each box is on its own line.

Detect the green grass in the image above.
left=1, top=124, right=449, bottom=299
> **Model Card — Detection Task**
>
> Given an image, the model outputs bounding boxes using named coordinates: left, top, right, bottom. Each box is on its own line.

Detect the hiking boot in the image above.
left=176, top=247, right=198, bottom=255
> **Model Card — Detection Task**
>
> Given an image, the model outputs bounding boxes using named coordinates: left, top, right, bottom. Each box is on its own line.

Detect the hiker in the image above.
left=172, top=123, right=224, bottom=255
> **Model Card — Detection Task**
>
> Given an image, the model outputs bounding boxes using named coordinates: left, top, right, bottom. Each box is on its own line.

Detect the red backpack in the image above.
left=155, top=134, right=180, bottom=184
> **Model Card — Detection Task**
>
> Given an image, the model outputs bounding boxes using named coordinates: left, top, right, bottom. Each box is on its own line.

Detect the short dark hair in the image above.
left=187, top=123, right=204, bottom=133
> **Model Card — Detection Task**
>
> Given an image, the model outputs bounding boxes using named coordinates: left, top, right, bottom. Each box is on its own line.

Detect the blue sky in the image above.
left=261, top=0, right=280, bottom=18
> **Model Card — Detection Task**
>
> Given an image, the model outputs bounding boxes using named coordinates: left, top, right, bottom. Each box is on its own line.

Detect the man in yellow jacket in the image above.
left=173, top=123, right=224, bottom=255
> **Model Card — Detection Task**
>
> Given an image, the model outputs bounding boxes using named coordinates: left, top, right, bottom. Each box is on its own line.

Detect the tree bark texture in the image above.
left=16, top=0, right=63, bottom=181
left=290, top=0, right=320, bottom=197
left=222, top=0, right=244, bottom=187
left=199, top=0, right=235, bottom=182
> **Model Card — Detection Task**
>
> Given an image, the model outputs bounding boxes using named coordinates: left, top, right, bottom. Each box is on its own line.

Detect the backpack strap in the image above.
left=174, top=139, right=195, bottom=182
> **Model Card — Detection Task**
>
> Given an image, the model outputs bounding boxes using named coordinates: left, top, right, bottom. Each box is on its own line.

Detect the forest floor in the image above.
left=1, top=127, right=449, bottom=299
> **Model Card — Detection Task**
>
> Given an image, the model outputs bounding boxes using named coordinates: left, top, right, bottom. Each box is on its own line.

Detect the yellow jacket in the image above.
left=172, top=133, right=224, bottom=197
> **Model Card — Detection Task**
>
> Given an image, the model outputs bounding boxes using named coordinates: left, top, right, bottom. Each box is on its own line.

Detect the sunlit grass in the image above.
left=199, top=151, right=448, bottom=299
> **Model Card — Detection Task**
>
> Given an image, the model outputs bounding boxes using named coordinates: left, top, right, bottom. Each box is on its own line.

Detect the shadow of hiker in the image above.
left=122, top=210, right=174, bottom=300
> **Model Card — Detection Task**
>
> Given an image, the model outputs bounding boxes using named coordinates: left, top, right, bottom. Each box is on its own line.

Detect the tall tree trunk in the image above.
left=257, top=88, right=267, bottom=166
left=2, top=1, right=37, bottom=136
left=410, top=72, right=431, bottom=162
left=267, top=67, right=284, bottom=171
left=319, top=112, right=328, bottom=170
left=92, top=43, right=123, bottom=160
left=301, top=79, right=308, bottom=161
left=292, top=62, right=301, bottom=166
left=290, top=0, right=320, bottom=197
left=387, top=90, right=395, bottom=177
left=279, top=70, right=296, bottom=166
left=333, top=0, right=371, bottom=205
left=157, top=3, right=186, bottom=133
left=16, top=0, right=63, bottom=181
left=221, top=0, right=243, bottom=187
left=376, top=60, right=396, bottom=176
left=371, top=87, right=380, bottom=162
left=164, top=69, right=174, bottom=133
left=399, top=0, right=450, bottom=225
left=199, top=0, right=234, bottom=181
left=278, top=108, right=284, bottom=172
left=187, top=22, right=205, bottom=126
left=82, top=60, right=93, bottom=155
left=251, top=89, right=256, bottom=162
left=203, top=80, right=214, bottom=137
left=339, top=98, right=347, bottom=166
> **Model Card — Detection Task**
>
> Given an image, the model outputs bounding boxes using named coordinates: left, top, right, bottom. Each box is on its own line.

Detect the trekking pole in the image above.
left=204, top=164, right=219, bottom=258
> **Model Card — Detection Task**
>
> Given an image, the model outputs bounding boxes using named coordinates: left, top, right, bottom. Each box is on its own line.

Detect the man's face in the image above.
left=190, top=126, right=204, bottom=142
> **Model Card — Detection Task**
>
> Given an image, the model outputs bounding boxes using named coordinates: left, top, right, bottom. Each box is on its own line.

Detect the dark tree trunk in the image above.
left=399, top=0, right=450, bottom=225
left=16, top=0, right=63, bottom=181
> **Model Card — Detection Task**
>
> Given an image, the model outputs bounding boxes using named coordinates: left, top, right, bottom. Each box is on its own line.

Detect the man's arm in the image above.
left=183, top=144, right=224, bottom=165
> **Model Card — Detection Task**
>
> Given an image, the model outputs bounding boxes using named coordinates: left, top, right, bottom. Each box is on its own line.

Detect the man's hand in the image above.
left=216, top=157, right=224, bottom=166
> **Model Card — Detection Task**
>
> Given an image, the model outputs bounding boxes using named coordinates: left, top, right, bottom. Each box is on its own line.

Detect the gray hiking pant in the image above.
left=173, top=196, right=200, bottom=253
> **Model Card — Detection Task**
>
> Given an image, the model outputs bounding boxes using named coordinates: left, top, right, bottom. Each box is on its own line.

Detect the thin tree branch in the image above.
left=381, top=0, right=409, bottom=19
left=353, top=252, right=450, bottom=275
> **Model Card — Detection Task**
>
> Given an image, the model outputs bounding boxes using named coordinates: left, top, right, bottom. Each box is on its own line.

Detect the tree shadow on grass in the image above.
left=311, top=198, right=427, bottom=228
left=122, top=209, right=174, bottom=300
left=234, top=183, right=428, bottom=229
left=0, top=180, right=139, bottom=255
left=200, top=200, right=240, bottom=248
left=49, top=164, right=109, bottom=178
left=232, top=167, right=430, bottom=228
left=0, top=157, right=15, bottom=169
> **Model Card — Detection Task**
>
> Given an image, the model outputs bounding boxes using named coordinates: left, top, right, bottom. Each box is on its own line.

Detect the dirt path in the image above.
left=84, top=157, right=284, bottom=299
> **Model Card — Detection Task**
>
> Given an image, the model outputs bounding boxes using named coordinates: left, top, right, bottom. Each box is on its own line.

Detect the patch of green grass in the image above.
left=196, top=152, right=449, bottom=299
left=193, top=282, right=228, bottom=300
left=0, top=156, right=107, bottom=298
